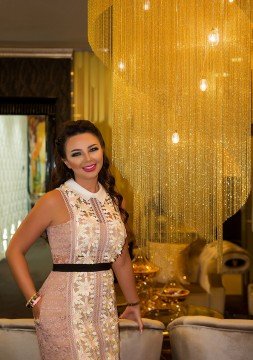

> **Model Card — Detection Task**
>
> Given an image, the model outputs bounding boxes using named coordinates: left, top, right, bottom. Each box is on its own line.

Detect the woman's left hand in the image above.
left=119, top=305, right=143, bottom=332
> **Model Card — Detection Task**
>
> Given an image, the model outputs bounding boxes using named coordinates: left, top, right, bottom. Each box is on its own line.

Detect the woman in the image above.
left=6, top=120, right=142, bottom=360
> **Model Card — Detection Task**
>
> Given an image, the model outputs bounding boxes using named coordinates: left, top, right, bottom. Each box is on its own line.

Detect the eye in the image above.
left=71, top=151, right=81, bottom=157
left=90, top=146, right=99, bottom=152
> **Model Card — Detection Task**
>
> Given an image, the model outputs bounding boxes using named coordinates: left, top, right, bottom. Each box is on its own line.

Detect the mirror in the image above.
left=0, top=98, right=56, bottom=259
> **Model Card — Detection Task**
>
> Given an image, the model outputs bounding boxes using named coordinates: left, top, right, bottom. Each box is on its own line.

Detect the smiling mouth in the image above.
left=83, top=164, right=97, bottom=172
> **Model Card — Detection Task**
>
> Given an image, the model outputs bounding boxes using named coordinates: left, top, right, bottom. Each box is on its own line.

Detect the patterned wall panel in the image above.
left=0, top=115, right=28, bottom=259
left=0, top=58, right=71, bottom=125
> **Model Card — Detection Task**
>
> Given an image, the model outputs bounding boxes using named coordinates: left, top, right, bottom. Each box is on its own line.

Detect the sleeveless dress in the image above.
left=35, top=179, right=126, bottom=360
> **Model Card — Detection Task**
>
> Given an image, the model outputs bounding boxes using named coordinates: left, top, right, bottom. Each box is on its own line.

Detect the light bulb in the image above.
left=118, top=61, right=125, bottom=71
left=3, top=240, right=8, bottom=252
left=200, top=79, right=208, bottom=92
left=228, top=0, right=234, bottom=3
left=100, top=47, right=109, bottom=53
left=10, top=224, right=15, bottom=237
left=143, top=1, right=151, bottom=11
left=3, top=228, right=8, bottom=251
left=3, top=228, right=8, bottom=240
left=172, top=131, right=180, bottom=144
left=208, top=28, right=219, bottom=46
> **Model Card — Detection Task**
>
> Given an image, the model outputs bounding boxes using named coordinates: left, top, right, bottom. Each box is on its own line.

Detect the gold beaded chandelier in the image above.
left=88, top=1, right=251, bottom=261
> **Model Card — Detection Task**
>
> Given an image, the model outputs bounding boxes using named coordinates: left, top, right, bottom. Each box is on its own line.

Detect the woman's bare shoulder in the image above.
left=33, top=189, right=65, bottom=212
left=24, top=189, right=68, bottom=229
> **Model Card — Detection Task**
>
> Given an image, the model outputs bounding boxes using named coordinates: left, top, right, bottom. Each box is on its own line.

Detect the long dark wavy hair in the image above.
left=50, top=120, right=129, bottom=223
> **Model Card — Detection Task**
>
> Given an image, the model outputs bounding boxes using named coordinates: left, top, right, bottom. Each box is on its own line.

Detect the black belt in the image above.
left=52, top=263, right=112, bottom=272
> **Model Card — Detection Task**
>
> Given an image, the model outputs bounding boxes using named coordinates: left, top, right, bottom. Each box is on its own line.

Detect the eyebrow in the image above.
left=70, top=143, right=99, bottom=152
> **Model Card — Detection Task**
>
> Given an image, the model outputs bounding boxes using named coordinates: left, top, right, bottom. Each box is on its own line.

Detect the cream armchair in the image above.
left=0, top=318, right=41, bottom=360
left=119, top=318, right=165, bottom=360
left=0, top=318, right=165, bottom=360
left=168, top=316, right=253, bottom=360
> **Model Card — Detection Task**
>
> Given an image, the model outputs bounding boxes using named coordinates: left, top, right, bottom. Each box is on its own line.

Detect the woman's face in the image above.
left=63, top=132, right=103, bottom=188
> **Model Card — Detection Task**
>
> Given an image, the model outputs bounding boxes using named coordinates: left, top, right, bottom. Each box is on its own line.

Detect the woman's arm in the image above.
left=5, top=191, right=59, bottom=302
left=112, top=242, right=143, bottom=331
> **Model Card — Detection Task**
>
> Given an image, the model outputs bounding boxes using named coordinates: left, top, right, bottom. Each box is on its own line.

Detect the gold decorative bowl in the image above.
left=132, top=248, right=159, bottom=276
left=132, top=263, right=159, bottom=276
left=159, top=287, right=190, bottom=302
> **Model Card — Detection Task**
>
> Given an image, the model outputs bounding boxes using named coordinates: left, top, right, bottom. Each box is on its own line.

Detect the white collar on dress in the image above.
left=65, top=179, right=107, bottom=204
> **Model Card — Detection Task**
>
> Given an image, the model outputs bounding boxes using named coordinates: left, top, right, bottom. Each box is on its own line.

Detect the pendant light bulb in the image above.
left=172, top=131, right=180, bottom=144
left=100, top=47, right=109, bottom=53
left=200, top=79, right=208, bottom=92
left=143, top=1, right=151, bottom=11
left=118, top=60, right=126, bottom=71
left=208, top=28, right=219, bottom=46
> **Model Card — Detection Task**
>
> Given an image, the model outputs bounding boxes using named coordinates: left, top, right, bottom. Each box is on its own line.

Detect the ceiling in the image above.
left=0, top=1, right=251, bottom=56
left=0, top=0, right=90, bottom=53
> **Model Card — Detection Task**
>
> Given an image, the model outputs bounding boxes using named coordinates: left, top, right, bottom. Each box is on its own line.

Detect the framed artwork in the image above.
left=28, top=115, right=47, bottom=198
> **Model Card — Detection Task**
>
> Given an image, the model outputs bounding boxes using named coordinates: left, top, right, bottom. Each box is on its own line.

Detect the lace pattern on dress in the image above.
left=36, top=182, right=125, bottom=360
left=35, top=272, right=78, bottom=360
left=57, top=187, right=77, bottom=264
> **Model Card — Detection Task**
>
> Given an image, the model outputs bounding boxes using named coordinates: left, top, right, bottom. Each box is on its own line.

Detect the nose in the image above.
left=83, top=151, right=92, bottom=162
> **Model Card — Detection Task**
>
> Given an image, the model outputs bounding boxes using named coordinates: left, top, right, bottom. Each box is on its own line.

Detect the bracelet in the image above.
left=127, top=300, right=140, bottom=306
left=32, top=296, right=41, bottom=307
left=26, top=292, right=40, bottom=309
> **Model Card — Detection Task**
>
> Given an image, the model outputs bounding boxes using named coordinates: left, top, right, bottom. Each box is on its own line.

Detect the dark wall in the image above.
left=223, top=210, right=241, bottom=245
left=0, top=57, right=71, bottom=125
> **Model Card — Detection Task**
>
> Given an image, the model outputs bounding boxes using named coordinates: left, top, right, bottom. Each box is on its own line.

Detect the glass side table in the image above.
left=144, top=303, right=223, bottom=327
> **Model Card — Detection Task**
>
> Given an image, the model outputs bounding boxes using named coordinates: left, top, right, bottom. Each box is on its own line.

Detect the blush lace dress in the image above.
left=35, top=179, right=126, bottom=360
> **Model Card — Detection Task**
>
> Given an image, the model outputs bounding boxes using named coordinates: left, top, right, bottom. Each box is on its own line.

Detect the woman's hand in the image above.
left=119, top=305, right=143, bottom=332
